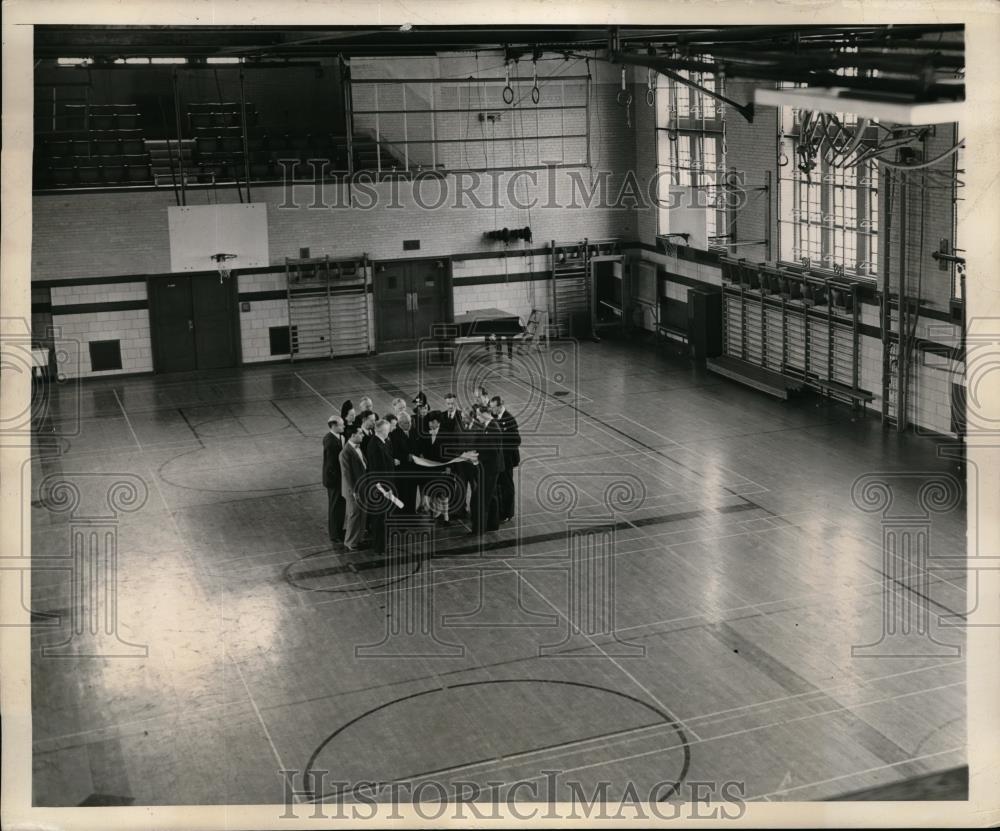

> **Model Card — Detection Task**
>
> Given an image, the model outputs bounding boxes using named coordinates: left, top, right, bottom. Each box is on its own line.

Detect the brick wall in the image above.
left=237, top=272, right=288, bottom=363
left=723, top=80, right=779, bottom=263
left=49, top=279, right=152, bottom=378
left=32, top=171, right=632, bottom=283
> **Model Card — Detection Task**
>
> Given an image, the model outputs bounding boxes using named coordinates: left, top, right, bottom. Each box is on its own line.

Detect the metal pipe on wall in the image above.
left=896, top=174, right=909, bottom=432
left=172, top=68, right=187, bottom=205
left=239, top=68, right=253, bottom=203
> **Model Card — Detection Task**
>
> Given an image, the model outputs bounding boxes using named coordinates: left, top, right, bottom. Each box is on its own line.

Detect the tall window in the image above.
left=777, top=84, right=879, bottom=278
left=655, top=68, right=727, bottom=246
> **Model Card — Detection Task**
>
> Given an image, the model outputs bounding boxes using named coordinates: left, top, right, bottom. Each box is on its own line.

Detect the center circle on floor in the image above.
left=303, top=678, right=691, bottom=803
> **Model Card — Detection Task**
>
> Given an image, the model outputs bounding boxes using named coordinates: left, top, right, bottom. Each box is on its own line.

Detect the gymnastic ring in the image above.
left=646, top=86, right=655, bottom=107
left=531, top=85, right=540, bottom=104
left=503, top=85, right=514, bottom=105
left=667, top=127, right=678, bottom=142
left=617, top=89, right=633, bottom=107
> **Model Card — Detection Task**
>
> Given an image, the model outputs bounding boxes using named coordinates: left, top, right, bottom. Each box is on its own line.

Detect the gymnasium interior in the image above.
left=12, top=18, right=987, bottom=815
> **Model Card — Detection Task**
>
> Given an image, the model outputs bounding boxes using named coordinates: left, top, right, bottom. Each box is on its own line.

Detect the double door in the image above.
left=375, top=259, right=449, bottom=351
left=148, top=275, right=238, bottom=372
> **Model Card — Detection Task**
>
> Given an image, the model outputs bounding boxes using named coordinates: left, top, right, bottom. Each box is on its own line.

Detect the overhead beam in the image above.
left=613, top=52, right=755, bottom=123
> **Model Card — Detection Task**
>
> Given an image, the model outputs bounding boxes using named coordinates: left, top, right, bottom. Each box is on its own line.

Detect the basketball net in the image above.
left=211, top=253, right=238, bottom=284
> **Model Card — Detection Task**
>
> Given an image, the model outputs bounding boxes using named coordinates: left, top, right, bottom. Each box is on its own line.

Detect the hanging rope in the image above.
left=502, top=60, right=514, bottom=105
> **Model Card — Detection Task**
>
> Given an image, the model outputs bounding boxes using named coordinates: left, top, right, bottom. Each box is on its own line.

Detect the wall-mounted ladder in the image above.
left=716, top=257, right=871, bottom=408
left=285, top=254, right=372, bottom=361
left=549, top=239, right=590, bottom=337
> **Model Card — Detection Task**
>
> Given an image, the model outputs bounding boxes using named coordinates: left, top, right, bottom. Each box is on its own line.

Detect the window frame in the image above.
left=653, top=69, right=729, bottom=249
left=776, top=83, right=880, bottom=282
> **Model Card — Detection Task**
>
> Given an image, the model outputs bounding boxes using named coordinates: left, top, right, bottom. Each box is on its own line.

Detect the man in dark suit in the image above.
left=411, top=392, right=429, bottom=441
left=489, top=396, right=520, bottom=523
left=439, top=393, right=463, bottom=434
left=365, top=418, right=397, bottom=556
left=438, top=393, right=468, bottom=514
left=340, top=428, right=368, bottom=551
left=386, top=413, right=417, bottom=514
left=468, top=404, right=505, bottom=535
left=356, top=410, right=376, bottom=456
left=323, top=415, right=347, bottom=542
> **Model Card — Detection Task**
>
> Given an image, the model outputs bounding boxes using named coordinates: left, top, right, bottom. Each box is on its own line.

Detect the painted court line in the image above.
left=750, top=746, right=965, bottom=800
left=294, top=371, right=338, bottom=409
left=504, top=687, right=965, bottom=793
left=112, top=388, right=143, bottom=451
left=226, top=648, right=292, bottom=796
left=512, top=567, right=704, bottom=744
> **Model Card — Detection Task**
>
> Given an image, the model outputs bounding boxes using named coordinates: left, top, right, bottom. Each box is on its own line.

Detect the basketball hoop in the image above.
left=210, top=253, right=238, bottom=284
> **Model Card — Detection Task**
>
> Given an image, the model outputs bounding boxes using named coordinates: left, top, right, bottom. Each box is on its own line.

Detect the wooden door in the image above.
left=150, top=275, right=238, bottom=373
left=375, top=262, right=413, bottom=350
left=375, top=259, right=449, bottom=352
left=409, top=260, right=446, bottom=344
left=149, top=276, right=197, bottom=373
left=192, top=276, right=237, bottom=369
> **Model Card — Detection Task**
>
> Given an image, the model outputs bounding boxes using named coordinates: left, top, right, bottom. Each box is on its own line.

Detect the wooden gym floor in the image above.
left=28, top=339, right=966, bottom=806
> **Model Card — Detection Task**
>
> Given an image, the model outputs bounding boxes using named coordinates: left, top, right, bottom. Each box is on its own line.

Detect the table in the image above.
left=445, top=308, right=524, bottom=357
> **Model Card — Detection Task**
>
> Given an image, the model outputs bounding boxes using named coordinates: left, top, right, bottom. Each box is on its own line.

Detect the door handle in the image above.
left=405, top=292, right=412, bottom=312
left=188, top=319, right=194, bottom=331
left=411, top=292, right=419, bottom=311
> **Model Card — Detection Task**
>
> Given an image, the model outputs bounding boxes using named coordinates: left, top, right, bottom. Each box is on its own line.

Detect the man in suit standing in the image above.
left=323, top=415, right=347, bottom=543
left=386, top=413, right=416, bottom=514
left=356, top=410, right=376, bottom=456
left=489, top=396, right=520, bottom=523
left=340, top=428, right=368, bottom=551
left=469, top=404, right=505, bottom=535
left=438, top=393, right=466, bottom=513
left=412, top=392, right=429, bottom=441
left=365, top=418, right=397, bottom=556
left=439, top=393, right=463, bottom=434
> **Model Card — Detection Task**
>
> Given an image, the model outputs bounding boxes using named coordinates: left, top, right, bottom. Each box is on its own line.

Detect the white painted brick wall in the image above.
left=54, top=308, right=153, bottom=378
left=50, top=281, right=147, bottom=306
left=453, top=278, right=550, bottom=325
left=240, top=298, right=289, bottom=362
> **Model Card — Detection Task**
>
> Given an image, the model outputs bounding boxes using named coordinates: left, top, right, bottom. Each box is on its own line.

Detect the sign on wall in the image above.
left=167, top=203, right=269, bottom=273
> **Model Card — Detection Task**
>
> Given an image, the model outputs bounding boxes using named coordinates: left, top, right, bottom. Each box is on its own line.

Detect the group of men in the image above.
left=321, top=387, right=521, bottom=556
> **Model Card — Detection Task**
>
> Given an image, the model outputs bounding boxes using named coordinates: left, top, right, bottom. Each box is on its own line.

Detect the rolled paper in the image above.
left=411, top=455, right=471, bottom=468
left=375, top=483, right=404, bottom=509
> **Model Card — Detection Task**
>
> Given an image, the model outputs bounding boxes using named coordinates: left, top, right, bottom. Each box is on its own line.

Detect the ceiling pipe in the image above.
left=704, top=48, right=964, bottom=72
left=618, top=51, right=964, bottom=101
left=670, top=23, right=964, bottom=45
